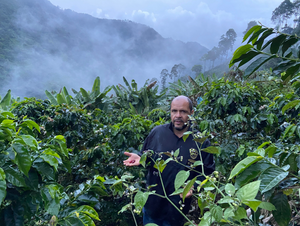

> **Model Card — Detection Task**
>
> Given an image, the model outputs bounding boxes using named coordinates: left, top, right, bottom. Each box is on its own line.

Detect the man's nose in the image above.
left=175, top=111, right=181, bottom=117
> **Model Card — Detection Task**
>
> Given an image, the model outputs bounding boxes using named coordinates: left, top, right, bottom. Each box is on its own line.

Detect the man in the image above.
left=123, top=96, right=215, bottom=226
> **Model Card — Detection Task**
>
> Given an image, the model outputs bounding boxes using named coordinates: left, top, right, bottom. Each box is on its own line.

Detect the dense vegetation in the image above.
left=1, top=23, right=300, bottom=226
left=1, top=0, right=300, bottom=225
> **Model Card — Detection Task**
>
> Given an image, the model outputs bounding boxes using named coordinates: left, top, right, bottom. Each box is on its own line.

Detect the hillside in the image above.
left=0, top=0, right=208, bottom=97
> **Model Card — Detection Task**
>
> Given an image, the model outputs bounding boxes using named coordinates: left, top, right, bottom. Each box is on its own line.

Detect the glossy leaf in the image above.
left=282, top=99, right=300, bottom=114
left=258, top=167, right=289, bottom=193
left=244, top=56, right=276, bottom=78
left=182, top=176, right=197, bottom=202
left=45, top=90, right=58, bottom=105
left=225, top=183, right=236, bottom=196
left=236, top=180, right=260, bottom=201
left=0, top=168, right=6, bottom=206
left=41, top=148, right=61, bottom=171
left=201, top=146, right=220, bottom=154
left=229, top=44, right=253, bottom=67
left=270, top=193, right=291, bottom=226
left=259, top=202, right=276, bottom=211
left=12, top=143, right=32, bottom=177
left=77, top=205, right=100, bottom=221
left=270, top=34, right=286, bottom=54
left=243, top=25, right=262, bottom=42
left=174, top=170, right=190, bottom=190
left=211, top=205, right=223, bottom=222
left=229, top=156, right=263, bottom=179
left=134, top=191, right=150, bottom=210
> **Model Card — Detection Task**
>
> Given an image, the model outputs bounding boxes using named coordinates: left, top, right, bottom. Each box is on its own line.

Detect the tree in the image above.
left=218, top=29, right=237, bottom=59
left=243, top=21, right=258, bottom=35
left=170, top=64, right=186, bottom=82
left=271, top=0, right=300, bottom=33
left=206, top=46, right=220, bottom=68
left=160, top=69, right=169, bottom=90
left=191, top=65, right=202, bottom=76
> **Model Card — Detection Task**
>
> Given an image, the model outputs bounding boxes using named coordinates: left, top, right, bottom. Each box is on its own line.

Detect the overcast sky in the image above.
left=48, top=0, right=283, bottom=49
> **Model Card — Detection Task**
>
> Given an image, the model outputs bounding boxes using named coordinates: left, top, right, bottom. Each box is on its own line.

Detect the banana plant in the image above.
left=0, top=90, right=12, bottom=110
left=112, top=77, right=166, bottom=115
left=45, top=77, right=112, bottom=111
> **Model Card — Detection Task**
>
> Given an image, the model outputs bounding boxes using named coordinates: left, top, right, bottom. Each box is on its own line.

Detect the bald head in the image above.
left=171, top=96, right=193, bottom=112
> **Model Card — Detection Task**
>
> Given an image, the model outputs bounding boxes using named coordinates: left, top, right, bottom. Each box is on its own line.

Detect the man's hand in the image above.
left=180, top=186, right=194, bottom=199
left=123, top=152, right=141, bottom=166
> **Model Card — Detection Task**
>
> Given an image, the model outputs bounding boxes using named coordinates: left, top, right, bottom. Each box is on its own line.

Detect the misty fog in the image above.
left=0, top=0, right=208, bottom=98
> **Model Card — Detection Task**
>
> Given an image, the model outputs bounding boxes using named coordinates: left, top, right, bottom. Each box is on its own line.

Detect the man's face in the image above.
left=171, top=98, right=193, bottom=131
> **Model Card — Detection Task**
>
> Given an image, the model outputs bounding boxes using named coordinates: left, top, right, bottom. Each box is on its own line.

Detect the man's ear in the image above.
left=191, top=110, right=194, bottom=115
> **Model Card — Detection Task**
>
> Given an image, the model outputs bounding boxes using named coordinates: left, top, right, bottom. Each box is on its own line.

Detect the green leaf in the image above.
left=233, top=207, right=248, bottom=220
left=258, top=202, right=276, bottom=211
left=3, top=166, right=27, bottom=187
left=236, top=180, right=260, bottom=201
left=225, top=183, right=236, bottom=196
left=243, top=25, right=262, bottom=42
left=218, top=196, right=235, bottom=204
left=17, top=135, right=38, bottom=150
left=182, top=176, right=197, bottom=202
left=224, top=207, right=234, bottom=220
left=244, top=56, right=276, bottom=78
left=174, top=170, right=190, bottom=190
left=45, top=90, right=58, bottom=105
left=282, top=63, right=300, bottom=81
left=41, top=148, right=61, bottom=171
left=211, top=205, right=223, bottom=222
left=243, top=199, right=261, bottom=212
left=63, top=87, right=72, bottom=105
left=21, top=119, right=40, bottom=133
left=80, top=88, right=91, bottom=103
left=0, top=90, right=11, bottom=109
left=194, top=136, right=209, bottom=144
left=238, top=50, right=260, bottom=68
left=0, top=168, right=6, bottom=206
left=248, top=28, right=268, bottom=44
left=182, top=131, right=192, bottom=142
left=154, top=159, right=167, bottom=173
left=174, top=148, right=180, bottom=158
left=229, top=44, right=253, bottom=67
left=229, top=156, right=263, bottom=179
left=145, top=224, right=159, bottom=226
left=68, top=213, right=95, bottom=226
left=92, top=77, right=101, bottom=97
left=34, top=161, right=56, bottom=181
left=282, top=36, right=298, bottom=56
left=56, top=93, right=65, bottom=105
left=134, top=191, right=150, bottom=210
left=76, top=205, right=100, bottom=221
left=201, top=146, right=220, bottom=154
left=12, top=143, right=32, bottom=177
left=270, top=193, right=291, bottom=226
left=198, top=197, right=207, bottom=216
left=270, top=34, right=286, bottom=54
left=281, top=100, right=300, bottom=114
left=139, top=152, right=147, bottom=168
left=265, top=145, right=277, bottom=158
left=235, top=162, right=272, bottom=188
left=254, top=29, right=274, bottom=50
left=54, top=136, right=69, bottom=157
left=258, top=167, right=289, bottom=193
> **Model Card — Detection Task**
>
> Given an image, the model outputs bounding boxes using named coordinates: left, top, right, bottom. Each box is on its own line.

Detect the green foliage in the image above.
left=113, top=77, right=166, bottom=114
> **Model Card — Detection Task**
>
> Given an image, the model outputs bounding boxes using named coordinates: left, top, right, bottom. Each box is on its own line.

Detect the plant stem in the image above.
left=155, top=161, right=195, bottom=225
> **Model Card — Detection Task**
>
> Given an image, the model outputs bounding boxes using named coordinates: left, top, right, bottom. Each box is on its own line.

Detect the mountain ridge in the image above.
left=0, top=0, right=208, bottom=97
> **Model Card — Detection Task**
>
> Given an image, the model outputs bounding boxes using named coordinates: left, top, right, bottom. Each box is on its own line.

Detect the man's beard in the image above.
left=173, top=120, right=188, bottom=131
